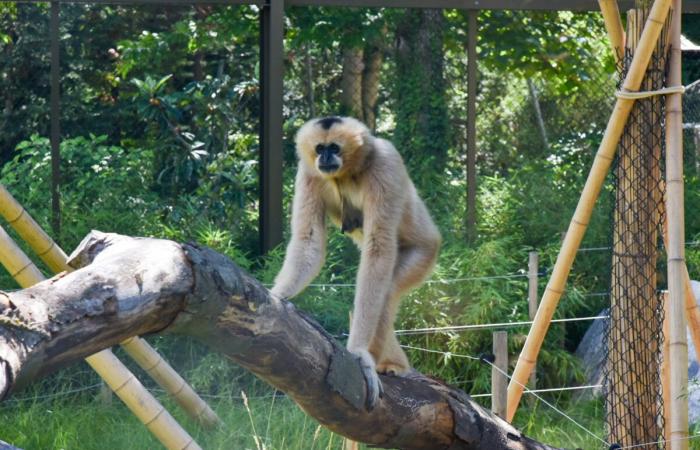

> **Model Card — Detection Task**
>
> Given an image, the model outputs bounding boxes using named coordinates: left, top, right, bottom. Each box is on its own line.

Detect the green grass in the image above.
left=0, top=387, right=345, bottom=450
left=0, top=377, right=615, bottom=450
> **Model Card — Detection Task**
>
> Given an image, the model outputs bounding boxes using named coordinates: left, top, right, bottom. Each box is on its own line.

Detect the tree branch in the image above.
left=0, top=231, right=561, bottom=450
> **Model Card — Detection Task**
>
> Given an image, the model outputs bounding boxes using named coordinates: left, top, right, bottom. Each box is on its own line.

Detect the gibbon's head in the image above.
left=295, top=116, right=370, bottom=178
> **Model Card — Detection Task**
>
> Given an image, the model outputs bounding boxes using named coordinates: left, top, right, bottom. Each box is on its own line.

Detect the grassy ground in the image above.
left=0, top=380, right=612, bottom=450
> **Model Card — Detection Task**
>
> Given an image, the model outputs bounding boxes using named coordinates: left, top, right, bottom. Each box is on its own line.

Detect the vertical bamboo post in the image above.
left=599, top=0, right=626, bottom=63
left=506, top=0, right=674, bottom=422
left=0, top=184, right=220, bottom=429
left=491, top=331, right=508, bottom=418
left=662, top=291, right=672, bottom=445
left=49, top=0, right=61, bottom=240
left=662, top=202, right=700, bottom=359
left=527, top=251, right=538, bottom=389
left=0, top=225, right=201, bottom=450
left=666, top=0, right=689, bottom=447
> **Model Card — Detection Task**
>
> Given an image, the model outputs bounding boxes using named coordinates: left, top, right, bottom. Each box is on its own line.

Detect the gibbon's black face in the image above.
left=315, top=142, right=342, bottom=173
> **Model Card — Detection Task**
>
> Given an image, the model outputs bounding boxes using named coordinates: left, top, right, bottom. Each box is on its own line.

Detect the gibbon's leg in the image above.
left=346, top=195, right=401, bottom=410
left=271, top=171, right=327, bottom=300
left=372, top=242, right=439, bottom=375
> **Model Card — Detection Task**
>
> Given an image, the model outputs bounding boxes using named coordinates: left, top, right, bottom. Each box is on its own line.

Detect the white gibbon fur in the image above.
left=271, top=116, right=441, bottom=409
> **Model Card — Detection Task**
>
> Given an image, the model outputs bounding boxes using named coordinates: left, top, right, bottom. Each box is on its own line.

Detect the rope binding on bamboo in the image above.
left=615, top=85, right=685, bottom=99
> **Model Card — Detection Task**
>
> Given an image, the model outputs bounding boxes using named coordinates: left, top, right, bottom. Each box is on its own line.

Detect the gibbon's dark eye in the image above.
left=315, top=144, right=324, bottom=155
left=328, top=143, right=340, bottom=154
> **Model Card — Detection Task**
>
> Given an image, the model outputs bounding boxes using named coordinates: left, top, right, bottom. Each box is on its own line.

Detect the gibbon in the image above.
left=271, top=116, right=441, bottom=410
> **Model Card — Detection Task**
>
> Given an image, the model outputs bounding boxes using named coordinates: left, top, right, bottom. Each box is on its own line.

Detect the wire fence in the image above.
left=604, top=8, right=669, bottom=448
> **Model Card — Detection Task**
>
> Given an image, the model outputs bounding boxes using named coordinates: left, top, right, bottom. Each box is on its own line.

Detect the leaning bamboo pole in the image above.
left=599, top=0, right=626, bottom=62
left=120, top=336, right=220, bottom=428
left=0, top=224, right=201, bottom=450
left=665, top=0, right=689, bottom=446
left=506, top=0, right=674, bottom=422
left=0, top=184, right=220, bottom=429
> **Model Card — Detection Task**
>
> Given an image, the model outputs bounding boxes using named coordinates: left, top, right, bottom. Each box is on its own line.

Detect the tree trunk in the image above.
left=361, top=46, right=382, bottom=132
left=340, top=46, right=364, bottom=120
left=394, top=9, right=450, bottom=171
left=0, top=231, right=561, bottom=450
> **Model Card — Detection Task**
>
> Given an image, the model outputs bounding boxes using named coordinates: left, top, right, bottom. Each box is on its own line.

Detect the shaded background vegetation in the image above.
left=1, top=3, right=700, bottom=448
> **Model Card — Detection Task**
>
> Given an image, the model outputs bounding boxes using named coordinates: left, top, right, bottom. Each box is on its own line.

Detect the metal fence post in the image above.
left=50, top=1, right=61, bottom=241
left=491, top=331, right=508, bottom=418
left=466, top=9, right=478, bottom=244
left=259, top=0, right=284, bottom=254
left=528, top=251, right=539, bottom=389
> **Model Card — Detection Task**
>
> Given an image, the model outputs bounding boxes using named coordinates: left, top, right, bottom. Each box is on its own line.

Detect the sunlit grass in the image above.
left=0, top=378, right=613, bottom=450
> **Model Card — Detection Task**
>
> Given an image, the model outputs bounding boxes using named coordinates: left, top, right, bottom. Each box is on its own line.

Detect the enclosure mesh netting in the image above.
left=603, top=7, right=670, bottom=449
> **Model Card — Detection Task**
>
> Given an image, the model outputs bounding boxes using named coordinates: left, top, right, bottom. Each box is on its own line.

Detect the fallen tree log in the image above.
left=0, top=231, right=560, bottom=450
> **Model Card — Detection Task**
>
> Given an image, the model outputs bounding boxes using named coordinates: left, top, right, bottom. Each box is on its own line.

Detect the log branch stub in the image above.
left=0, top=232, right=561, bottom=450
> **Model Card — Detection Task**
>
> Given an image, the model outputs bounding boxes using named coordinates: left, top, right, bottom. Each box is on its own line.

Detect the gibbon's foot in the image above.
left=376, top=361, right=412, bottom=377
left=352, top=349, right=384, bottom=411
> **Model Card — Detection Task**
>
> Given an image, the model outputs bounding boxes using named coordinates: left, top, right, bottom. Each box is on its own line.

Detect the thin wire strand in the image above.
left=259, top=240, right=700, bottom=288
left=402, top=344, right=610, bottom=447
left=295, top=272, right=530, bottom=288
left=617, top=434, right=700, bottom=449
left=3, top=383, right=102, bottom=402
left=400, top=344, right=481, bottom=361
left=486, top=361, right=610, bottom=447
left=469, top=384, right=602, bottom=398
left=395, top=315, right=608, bottom=335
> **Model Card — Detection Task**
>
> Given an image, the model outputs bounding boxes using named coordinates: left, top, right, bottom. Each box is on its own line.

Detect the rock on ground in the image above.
left=575, top=281, right=700, bottom=423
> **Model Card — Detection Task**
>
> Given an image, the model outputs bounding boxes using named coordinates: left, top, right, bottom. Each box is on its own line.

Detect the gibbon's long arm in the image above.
left=271, top=169, right=327, bottom=300
left=346, top=171, right=403, bottom=408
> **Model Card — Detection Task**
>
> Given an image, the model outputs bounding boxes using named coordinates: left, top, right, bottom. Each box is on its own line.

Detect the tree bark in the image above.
left=394, top=9, right=450, bottom=171
left=0, top=231, right=560, bottom=450
left=340, top=46, right=364, bottom=120
left=361, top=45, right=382, bottom=132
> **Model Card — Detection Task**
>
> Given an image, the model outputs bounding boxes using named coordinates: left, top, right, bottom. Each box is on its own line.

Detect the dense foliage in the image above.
left=2, top=4, right=700, bottom=448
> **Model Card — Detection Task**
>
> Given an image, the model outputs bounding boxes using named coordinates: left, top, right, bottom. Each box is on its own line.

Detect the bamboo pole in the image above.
left=599, top=0, right=626, bottom=63
left=0, top=224, right=201, bottom=450
left=120, top=337, right=220, bottom=428
left=666, top=0, right=689, bottom=446
left=0, top=184, right=220, bottom=429
left=607, top=7, right=668, bottom=445
left=662, top=202, right=700, bottom=360
left=662, top=292, right=672, bottom=445
left=506, top=0, right=674, bottom=422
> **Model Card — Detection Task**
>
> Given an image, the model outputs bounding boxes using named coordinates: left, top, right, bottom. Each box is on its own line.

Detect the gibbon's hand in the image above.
left=352, top=349, right=384, bottom=411
left=268, top=287, right=288, bottom=302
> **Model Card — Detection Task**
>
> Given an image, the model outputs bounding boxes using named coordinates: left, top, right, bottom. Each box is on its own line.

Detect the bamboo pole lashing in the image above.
left=0, top=224, right=201, bottom=450
left=599, top=0, right=626, bottom=63
left=506, top=0, right=675, bottom=422
left=0, top=183, right=220, bottom=429
left=665, top=0, right=689, bottom=446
